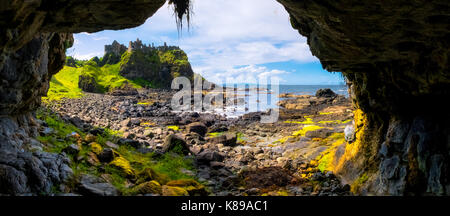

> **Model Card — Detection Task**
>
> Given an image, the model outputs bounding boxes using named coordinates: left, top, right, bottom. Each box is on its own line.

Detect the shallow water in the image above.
left=210, top=84, right=348, bottom=118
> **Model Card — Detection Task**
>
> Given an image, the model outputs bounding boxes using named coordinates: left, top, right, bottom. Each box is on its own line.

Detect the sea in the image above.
left=209, top=84, right=349, bottom=118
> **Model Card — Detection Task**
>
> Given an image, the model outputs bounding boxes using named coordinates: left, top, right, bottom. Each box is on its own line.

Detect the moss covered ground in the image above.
left=36, top=108, right=201, bottom=195
left=44, top=47, right=191, bottom=102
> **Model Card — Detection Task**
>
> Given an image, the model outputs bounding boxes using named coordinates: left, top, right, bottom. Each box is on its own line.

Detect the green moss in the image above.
left=137, top=102, right=151, bottom=105
left=152, top=153, right=196, bottom=180
left=315, top=133, right=347, bottom=173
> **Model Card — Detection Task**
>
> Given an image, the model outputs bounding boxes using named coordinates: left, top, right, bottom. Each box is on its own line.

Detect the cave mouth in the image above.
left=60, top=0, right=348, bottom=117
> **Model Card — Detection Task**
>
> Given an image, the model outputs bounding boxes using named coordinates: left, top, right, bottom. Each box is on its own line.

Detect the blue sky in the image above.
left=67, top=0, right=344, bottom=85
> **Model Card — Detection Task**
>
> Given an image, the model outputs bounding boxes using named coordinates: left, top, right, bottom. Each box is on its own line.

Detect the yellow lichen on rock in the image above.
left=166, top=179, right=200, bottom=187
left=292, top=125, right=323, bottom=137
left=110, top=156, right=135, bottom=177
left=346, top=109, right=366, bottom=159
left=131, top=180, right=162, bottom=195
left=284, top=116, right=314, bottom=124
left=314, top=109, right=369, bottom=184
left=166, top=179, right=207, bottom=196
left=89, top=142, right=103, bottom=155
left=264, top=190, right=289, bottom=196
left=316, top=138, right=346, bottom=172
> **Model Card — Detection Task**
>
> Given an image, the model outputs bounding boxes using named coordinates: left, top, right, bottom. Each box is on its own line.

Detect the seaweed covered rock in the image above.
left=187, top=122, right=208, bottom=137
left=315, top=89, right=337, bottom=98
left=110, top=157, right=135, bottom=177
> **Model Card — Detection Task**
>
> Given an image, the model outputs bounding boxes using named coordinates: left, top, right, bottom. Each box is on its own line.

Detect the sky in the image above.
left=67, top=0, right=345, bottom=85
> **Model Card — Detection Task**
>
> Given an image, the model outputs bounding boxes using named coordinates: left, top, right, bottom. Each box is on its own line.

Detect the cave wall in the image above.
left=0, top=0, right=165, bottom=195
left=277, top=0, right=450, bottom=195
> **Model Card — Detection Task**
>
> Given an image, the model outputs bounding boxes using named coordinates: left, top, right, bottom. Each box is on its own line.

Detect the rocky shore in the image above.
left=35, top=87, right=355, bottom=196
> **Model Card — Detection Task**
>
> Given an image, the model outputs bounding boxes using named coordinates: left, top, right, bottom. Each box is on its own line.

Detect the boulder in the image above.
left=196, top=150, right=225, bottom=163
left=89, top=142, right=103, bottom=155
left=109, top=157, right=135, bottom=177
left=165, top=179, right=208, bottom=196
left=315, top=89, right=337, bottom=98
left=118, top=138, right=141, bottom=148
left=187, top=122, right=207, bottom=137
left=206, top=132, right=237, bottom=146
left=105, top=141, right=119, bottom=149
left=162, top=134, right=191, bottom=155
left=62, top=144, right=80, bottom=155
left=344, top=125, right=355, bottom=142
left=120, top=119, right=131, bottom=128
left=86, top=152, right=100, bottom=166
left=131, top=180, right=162, bottom=195
left=77, top=174, right=118, bottom=196
left=107, top=82, right=139, bottom=96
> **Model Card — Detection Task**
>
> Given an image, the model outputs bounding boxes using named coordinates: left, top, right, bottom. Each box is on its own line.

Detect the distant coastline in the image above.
left=210, top=84, right=349, bottom=118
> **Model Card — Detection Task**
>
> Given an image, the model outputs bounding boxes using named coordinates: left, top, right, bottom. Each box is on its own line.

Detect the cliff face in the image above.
left=277, top=0, right=450, bottom=195
left=74, top=39, right=194, bottom=92
left=118, top=39, right=194, bottom=89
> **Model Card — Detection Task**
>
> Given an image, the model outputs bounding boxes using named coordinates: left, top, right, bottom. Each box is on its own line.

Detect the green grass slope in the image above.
left=44, top=62, right=150, bottom=101
left=45, top=66, right=84, bottom=101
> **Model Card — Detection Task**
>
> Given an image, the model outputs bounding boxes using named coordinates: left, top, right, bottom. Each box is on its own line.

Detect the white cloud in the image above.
left=72, top=52, right=103, bottom=60
left=165, top=0, right=318, bottom=81
left=93, top=37, right=109, bottom=41
left=201, top=65, right=288, bottom=84
left=71, top=0, right=321, bottom=83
